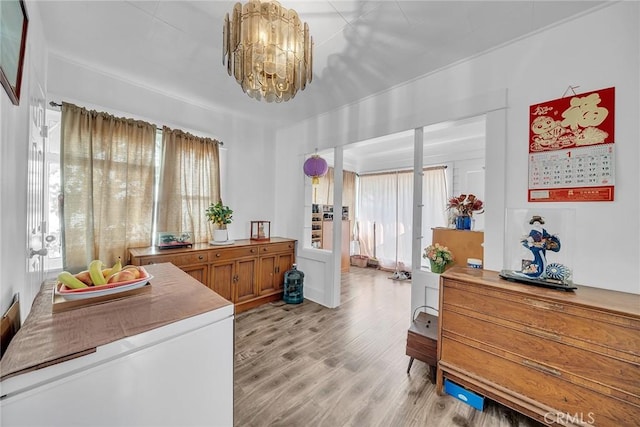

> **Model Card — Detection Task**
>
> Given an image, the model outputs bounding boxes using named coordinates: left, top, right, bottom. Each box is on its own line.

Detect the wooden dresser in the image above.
left=130, top=237, right=295, bottom=313
left=437, top=267, right=640, bottom=426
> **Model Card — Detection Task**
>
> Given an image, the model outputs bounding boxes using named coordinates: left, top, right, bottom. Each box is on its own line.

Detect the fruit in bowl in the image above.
left=107, top=269, right=136, bottom=283
left=57, top=258, right=145, bottom=290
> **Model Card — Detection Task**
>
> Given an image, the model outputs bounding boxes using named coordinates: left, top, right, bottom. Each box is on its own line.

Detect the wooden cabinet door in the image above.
left=258, top=253, right=294, bottom=295
left=275, top=253, right=294, bottom=291
left=210, top=261, right=234, bottom=301
left=182, top=264, right=208, bottom=286
left=258, top=255, right=277, bottom=295
left=234, top=258, right=258, bottom=303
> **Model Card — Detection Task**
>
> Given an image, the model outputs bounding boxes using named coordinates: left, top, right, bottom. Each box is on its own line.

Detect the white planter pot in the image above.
left=213, top=229, right=228, bottom=242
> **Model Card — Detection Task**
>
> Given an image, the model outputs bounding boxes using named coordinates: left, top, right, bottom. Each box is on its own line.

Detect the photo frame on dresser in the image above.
left=0, top=0, right=29, bottom=105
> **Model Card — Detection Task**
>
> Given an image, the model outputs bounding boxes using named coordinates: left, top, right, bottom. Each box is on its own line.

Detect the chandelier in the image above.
left=223, top=0, right=313, bottom=103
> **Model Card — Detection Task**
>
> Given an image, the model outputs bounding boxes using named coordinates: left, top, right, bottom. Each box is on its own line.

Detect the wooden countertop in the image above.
left=129, top=236, right=296, bottom=258
left=0, top=263, right=232, bottom=381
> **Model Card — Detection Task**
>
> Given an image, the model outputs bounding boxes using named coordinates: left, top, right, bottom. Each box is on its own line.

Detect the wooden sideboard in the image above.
left=437, top=267, right=640, bottom=426
left=129, top=237, right=296, bottom=313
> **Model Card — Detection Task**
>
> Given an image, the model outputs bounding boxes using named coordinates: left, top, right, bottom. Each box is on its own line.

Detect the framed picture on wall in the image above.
left=0, top=0, right=29, bottom=105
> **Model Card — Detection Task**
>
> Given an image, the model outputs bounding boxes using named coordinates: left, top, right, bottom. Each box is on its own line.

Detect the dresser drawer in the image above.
left=209, top=246, right=259, bottom=262
left=258, top=242, right=295, bottom=255
left=442, top=309, right=640, bottom=400
left=441, top=337, right=640, bottom=426
left=138, top=252, right=208, bottom=266
left=443, top=282, right=640, bottom=356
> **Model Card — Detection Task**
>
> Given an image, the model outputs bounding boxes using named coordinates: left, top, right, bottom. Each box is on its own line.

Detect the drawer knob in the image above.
left=198, top=255, right=204, bottom=260
left=251, top=249, right=256, bottom=253
left=216, top=253, right=221, bottom=257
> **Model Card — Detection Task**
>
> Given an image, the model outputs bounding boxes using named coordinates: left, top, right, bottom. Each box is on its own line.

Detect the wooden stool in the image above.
left=405, top=311, right=438, bottom=383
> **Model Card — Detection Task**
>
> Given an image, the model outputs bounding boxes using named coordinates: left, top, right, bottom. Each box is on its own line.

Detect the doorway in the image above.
left=305, top=115, right=486, bottom=306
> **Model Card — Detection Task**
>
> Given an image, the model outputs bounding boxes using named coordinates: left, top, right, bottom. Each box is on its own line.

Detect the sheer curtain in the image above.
left=358, top=171, right=413, bottom=269
left=358, top=167, right=448, bottom=270
left=61, top=102, right=157, bottom=271
left=157, top=126, right=221, bottom=243
left=420, top=167, right=449, bottom=266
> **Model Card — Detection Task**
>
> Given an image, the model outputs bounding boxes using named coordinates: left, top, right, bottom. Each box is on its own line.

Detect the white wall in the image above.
left=276, top=2, right=640, bottom=305
left=497, top=2, right=639, bottom=293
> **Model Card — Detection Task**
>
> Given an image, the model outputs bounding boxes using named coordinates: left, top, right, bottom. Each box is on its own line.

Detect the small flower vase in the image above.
left=455, top=215, right=472, bottom=230
left=430, top=260, right=446, bottom=274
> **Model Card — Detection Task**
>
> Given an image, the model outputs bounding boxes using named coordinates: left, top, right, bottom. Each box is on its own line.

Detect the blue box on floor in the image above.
left=444, top=379, right=485, bottom=411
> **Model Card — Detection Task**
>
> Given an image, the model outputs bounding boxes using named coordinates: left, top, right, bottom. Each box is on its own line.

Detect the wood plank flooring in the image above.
left=234, top=267, right=543, bottom=427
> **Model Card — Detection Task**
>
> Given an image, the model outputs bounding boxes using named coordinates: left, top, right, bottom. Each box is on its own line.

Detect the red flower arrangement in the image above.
left=447, top=194, right=484, bottom=217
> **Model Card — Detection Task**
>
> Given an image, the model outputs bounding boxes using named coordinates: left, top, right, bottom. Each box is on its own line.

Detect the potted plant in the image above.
left=423, top=243, right=453, bottom=274
left=206, top=201, right=233, bottom=242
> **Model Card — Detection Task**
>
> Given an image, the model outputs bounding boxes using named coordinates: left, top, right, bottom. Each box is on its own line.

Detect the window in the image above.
left=48, top=106, right=221, bottom=272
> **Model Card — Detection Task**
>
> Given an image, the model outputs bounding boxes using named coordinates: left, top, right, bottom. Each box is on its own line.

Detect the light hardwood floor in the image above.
left=234, top=267, right=543, bottom=427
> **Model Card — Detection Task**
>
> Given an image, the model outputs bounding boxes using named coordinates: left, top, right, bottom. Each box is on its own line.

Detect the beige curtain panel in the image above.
left=342, top=169, right=356, bottom=223
left=157, top=126, right=221, bottom=243
left=315, top=167, right=356, bottom=240
left=316, top=167, right=356, bottom=218
left=61, top=102, right=157, bottom=271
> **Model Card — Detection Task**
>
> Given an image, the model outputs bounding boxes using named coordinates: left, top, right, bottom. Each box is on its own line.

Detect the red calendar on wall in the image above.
left=527, top=87, right=615, bottom=202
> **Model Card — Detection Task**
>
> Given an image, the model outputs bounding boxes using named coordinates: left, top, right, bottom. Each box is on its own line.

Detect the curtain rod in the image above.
left=358, top=165, right=447, bottom=178
left=48, top=100, right=224, bottom=146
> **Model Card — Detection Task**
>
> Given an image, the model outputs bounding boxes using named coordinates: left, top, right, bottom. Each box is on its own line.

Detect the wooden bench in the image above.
left=405, top=311, right=438, bottom=383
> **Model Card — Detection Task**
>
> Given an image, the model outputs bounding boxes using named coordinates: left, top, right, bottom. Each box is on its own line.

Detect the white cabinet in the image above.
left=1, top=263, right=234, bottom=427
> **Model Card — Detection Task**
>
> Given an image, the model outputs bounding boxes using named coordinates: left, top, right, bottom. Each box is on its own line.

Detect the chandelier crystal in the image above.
left=223, top=0, right=313, bottom=103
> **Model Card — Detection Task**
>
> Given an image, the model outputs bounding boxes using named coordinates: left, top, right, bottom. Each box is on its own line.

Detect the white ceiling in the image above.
left=38, top=0, right=607, bottom=129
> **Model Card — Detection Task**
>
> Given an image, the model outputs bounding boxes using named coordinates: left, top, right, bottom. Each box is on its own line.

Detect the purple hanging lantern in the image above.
left=303, top=153, right=328, bottom=185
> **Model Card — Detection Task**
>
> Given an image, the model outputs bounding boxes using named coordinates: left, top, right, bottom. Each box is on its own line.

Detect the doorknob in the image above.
left=29, top=247, right=48, bottom=258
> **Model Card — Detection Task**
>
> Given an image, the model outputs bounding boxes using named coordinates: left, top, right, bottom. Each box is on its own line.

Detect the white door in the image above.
left=25, top=78, right=47, bottom=305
